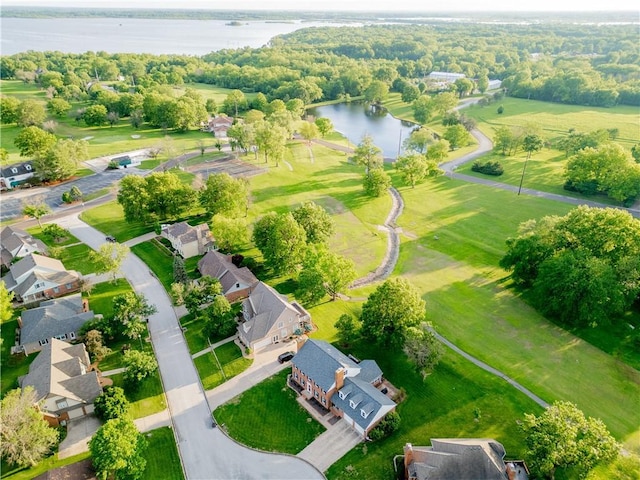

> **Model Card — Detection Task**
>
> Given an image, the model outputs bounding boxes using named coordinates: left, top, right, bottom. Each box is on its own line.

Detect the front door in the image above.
left=272, top=334, right=279, bottom=343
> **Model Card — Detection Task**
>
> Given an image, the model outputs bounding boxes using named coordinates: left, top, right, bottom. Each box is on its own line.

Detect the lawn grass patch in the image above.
left=55, top=243, right=95, bottom=275
left=195, top=342, right=252, bottom=390
left=141, top=427, right=184, bottom=480
left=131, top=240, right=174, bottom=293
left=0, top=452, right=90, bottom=480
left=0, top=312, right=34, bottom=396
left=27, top=225, right=80, bottom=247
left=85, top=278, right=133, bottom=320
left=214, top=370, right=324, bottom=454
left=80, top=201, right=153, bottom=241
left=194, top=353, right=225, bottom=390
left=179, top=313, right=209, bottom=354
left=109, top=371, right=166, bottom=419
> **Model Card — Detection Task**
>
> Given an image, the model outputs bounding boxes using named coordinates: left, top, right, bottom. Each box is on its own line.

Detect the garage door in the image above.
left=342, top=414, right=365, bottom=436
left=253, top=337, right=272, bottom=350
left=67, top=407, right=85, bottom=419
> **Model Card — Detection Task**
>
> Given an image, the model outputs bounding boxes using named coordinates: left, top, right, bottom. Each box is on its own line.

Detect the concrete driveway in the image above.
left=58, top=213, right=323, bottom=480
left=297, top=420, right=362, bottom=472
left=57, top=415, right=101, bottom=459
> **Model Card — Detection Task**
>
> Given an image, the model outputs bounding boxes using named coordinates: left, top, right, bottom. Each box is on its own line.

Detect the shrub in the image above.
left=497, top=104, right=504, bottom=114
left=368, top=411, right=401, bottom=441
left=471, top=160, right=504, bottom=176
left=94, top=386, right=129, bottom=421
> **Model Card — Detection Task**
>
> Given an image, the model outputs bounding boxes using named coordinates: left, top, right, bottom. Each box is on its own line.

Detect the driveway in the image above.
left=57, top=415, right=101, bottom=460
left=57, top=213, right=323, bottom=480
left=297, top=420, right=362, bottom=472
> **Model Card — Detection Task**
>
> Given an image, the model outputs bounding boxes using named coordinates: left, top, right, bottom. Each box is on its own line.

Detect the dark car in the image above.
left=277, top=351, right=295, bottom=363
left=105, top=235, right=116, bottom=242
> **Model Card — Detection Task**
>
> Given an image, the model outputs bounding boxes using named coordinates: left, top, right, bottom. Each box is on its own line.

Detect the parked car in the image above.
left=105, top=235, right=116, bottom=242
left=277, top=351, right=295, bottom=363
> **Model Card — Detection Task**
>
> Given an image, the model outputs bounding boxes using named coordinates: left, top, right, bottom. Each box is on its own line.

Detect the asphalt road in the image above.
left=57, top=213, right=324, bottom=480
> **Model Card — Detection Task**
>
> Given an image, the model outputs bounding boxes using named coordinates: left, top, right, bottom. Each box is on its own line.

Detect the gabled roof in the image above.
left=407, top=439, right=509, bottom=480
left=241, top=281, right=304, bottom=344
left=291, top=339, right=358, bottom=391
left=20, top=339, right=102, bottom=406
left=198, top=251, right=258, bottom=294
left=8, top=253, right=66, bottom=282
left=163, top=221, right=211, bottom=245
left=331, top=377, right=396, bottom=431
left=1, top=226, right=48, bottom=266
left=20, top=294, right=94, bottom=347
left=12, top=270, right=80, bottom=298
left=0, top=161, right=34, bottom=178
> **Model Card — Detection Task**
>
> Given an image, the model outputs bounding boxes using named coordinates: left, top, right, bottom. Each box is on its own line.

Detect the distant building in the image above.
left=161, top=221, right=215, bottom=259
left=203, top=115, right=234, bottom=138
left=0, top=226, right=48, bottom=269
left=488, top=79, right=503, bottom=90
left=0, top=161, right=35, bottom=190
left=427, top=71, right=466, bottom=83
left=403, top=439, right=529, bottom=480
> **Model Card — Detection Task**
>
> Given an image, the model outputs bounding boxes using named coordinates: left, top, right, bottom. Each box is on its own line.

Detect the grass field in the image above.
left=141, top=427, right=184, bottom=480
left=0, top=452, right=90, bottom=480
left=109, top=370, right=166, bottom=419
left=79, top=201, right=153, bottom=242
left=131, top=239, right=174, bottom=293
left=194, top=341, right=252, bottom=390
left=214, top=370, right=324, bottom=454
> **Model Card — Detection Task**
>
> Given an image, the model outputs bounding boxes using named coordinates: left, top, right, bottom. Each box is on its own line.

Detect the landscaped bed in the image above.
left=214, top=370, right=324, bottom=454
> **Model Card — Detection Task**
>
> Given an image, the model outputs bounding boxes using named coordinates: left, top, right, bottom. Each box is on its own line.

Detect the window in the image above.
left=338, top=391, right=346, bottom=400
left=53, top=287, right=59, bottom=293
left=56, top=399, right=68, bottom=409
left=349, top=399, right=358, bottom=409
left=301, top=379, right=305, bottom=386
left=69, top=332, right=76, bottom=339
left=54, top=334, right=67, bottom=340
left=66, top=283, right=73, bottom=289
left=314, top=391, right=319, bottom=398
left=360, top=409, right=369, bottom=419
left=321, top=398, right=326, bottom=405
left=294, top=372, right=298, bottom=380
left=277, top=321, right=284, bottom=328
left=307, top=383, right=312, bottom=393
left=11, top=168, right=17, bottom=174
left=39, top=338, right=49, bottom=346
left=25, top=165, right=32, bottom=171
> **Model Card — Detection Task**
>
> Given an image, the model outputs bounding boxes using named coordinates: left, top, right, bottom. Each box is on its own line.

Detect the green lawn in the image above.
left=109, top=371, right=166, bottom=419
left=179, top=312, right=209, bottom=354
left=85, top=278, right=133, bottom=319
left=141, top=427, right=184, bottom=480
left=55, top=243, right=95, bottom=275
left=131, top=240, right=174, bottom=293
left=0, top=452, right=90, bottom=480
left=214, top=370, right=324, bottom=454
left=80, top=201, right=153, bottom=242
left=27, top=226, right=80, bottom=247
left=195, top=342, right=252, bottom=390
left=0, top=311, right=33, bottom=396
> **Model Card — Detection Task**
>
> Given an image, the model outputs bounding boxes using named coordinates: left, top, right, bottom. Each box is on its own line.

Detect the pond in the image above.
left=307, top=102, right=418, bottom=159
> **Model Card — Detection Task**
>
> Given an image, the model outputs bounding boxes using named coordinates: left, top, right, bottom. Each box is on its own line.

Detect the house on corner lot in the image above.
left=0, top=161, right=35, bottom=190
left=19, top=338, right=103, bottom=426
left=2, top=253, right=81, bottom=303
left=290, top=339, right=396, bottom=438
left=403, top=439, right=529, bottom=480
left=18, top=294, right=94, bottom=355
left=203, top=115, right=234, bottom=138
left=161, top=221, right=215, bottom=259
left=238, top=281, right=312, bottom=352
left=1, top=226, right=48, bottom=269
left=197, top=251, right=259, bottom=302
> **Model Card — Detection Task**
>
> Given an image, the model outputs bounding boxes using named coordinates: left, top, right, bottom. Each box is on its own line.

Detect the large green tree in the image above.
left=252, top=212, right=307, bottom=275
left=22, top=201, right=51, bottom=227
left=522, top=401, right=619, bottom=479
left=397, top=153, right=442, bottom=188
left=14, top=126, right=56, bottom=158
left=16, top=99, right=46, bottom=127
left=291, top=201, right=334, bottom=244
left=364, top=80, right=389, bottom=104
left=210, top=214, right=248, bottom=252
left=89, top=417, right=147, bottom=480
left=351, top=134, right=383, bottom=173
left=296, top=245, right=356, bottom=303
left=363, top=167, right=391, bottom=197
left=33, top=138, right=88, bottom=181
left=122, top=350, right=158, bottom=388
left=89, top=242, right=130, bottom=282
left=0, top=282, right=15, bottom=324
left=93, top=386, right=130, bottom=421
left=112, top=292, right=156, bottom=341
left=200, top=172, right=249, bottom=218
left=360, top=278, right=426, bottom=347
left=443, top=124, right=471, bottom=149
left=0, top=387, right=59, bottom=467
left=403, top=322, right=443, bottom=378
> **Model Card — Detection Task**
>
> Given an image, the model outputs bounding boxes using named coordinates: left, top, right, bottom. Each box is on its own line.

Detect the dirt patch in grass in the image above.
left=33, top=458, right=95, bottom=480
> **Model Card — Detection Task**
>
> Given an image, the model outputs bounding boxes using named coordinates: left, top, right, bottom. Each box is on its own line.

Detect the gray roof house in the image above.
left=2, top=253, right=82, bottom=303
left=0, top=161, right=35, bottom=190
left=403, top=439, right=529, bottom=480
left=1, top=225, right=48, bottom=268
left=19, top=338, right=103, bottom=425
left=18, top=294, right=94, bottom=355
left=290, top=339, right=395, bottom=438
left=238, top=281, right=311, bottom=352
left=161, top=221, right=215, bottom=259
left=197, top=251, right=259, bottom=302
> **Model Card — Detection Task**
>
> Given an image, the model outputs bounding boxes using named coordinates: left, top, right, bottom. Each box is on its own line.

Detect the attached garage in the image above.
left=252, top=337, right=272, bottom=351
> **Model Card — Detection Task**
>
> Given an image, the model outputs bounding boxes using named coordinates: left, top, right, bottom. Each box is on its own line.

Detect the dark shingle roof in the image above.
left=330, top=377, right=396, bottom=431
left=198, top=251, right=258, bottom=294
left=292, top=339, right=357, bottom=391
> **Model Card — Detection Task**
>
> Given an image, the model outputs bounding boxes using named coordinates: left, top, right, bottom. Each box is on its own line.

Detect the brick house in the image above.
left=1, top=226, right=48, bottom=269
left=2, top=253, right=81, bottom=303
left=238, top=281, right=311, bottom=352
left=161, top=221, right=215, bottom=259
left=290, top=339, right=396, bottom=438
left=197, top=251, right=259, bottom=303
left=18, top=294, right=95, bottom=355
left=403, top=439, right=529, bottom=480
left=19, top=338, right=103, bottom=426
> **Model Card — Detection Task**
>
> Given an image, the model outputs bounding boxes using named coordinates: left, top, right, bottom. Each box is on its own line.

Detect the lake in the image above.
left=308, top=102, right=418, bottom=159
left=0, top=17, right=352, bottom=55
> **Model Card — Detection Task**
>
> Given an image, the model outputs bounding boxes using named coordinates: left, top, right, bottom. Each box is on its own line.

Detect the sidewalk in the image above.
left=192, top=335, right=236, bottom=359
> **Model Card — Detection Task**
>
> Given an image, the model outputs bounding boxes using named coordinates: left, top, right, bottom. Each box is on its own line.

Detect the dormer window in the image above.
left=338, top=391, right=346, bottom=400
left=25, top=165, right=32, bottom=171
left=349, top=399, right=358, bottom=409
left=360, top=409, right=370, bottom=419
left=11, top=168, right=18, bottom=174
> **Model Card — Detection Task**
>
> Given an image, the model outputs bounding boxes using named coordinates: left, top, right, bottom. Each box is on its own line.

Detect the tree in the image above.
left=112, top=292, right=156, bottom=341
left=397, top=153, right=441, bottom=188
left=453, top=77, right=475, bottom=97
left=130, top=109, right=144, bottom=128
left=205, top=98, right=218, bottom=115
left=0, top=387, right=59, bottom=467
left=183, top=277, right=222, bottom=316
left=352, top=134, right=383, bottom=174
left=46, top=98, right=71, bottom=117
left=200, top=173, right=249, bottom=218
left=291, top=201, right=334, bottom=244
left=107, top=111, right=120, bottom=127
left=89, top=417, right=147, bottom=480
left=173, top=255, right=188, bottom=284
left=368, top=411, right=401, bottom=441
left=404, top=128, right=433, bottom=154
left=360, top=278, right=426, bottom=347
left=33, top=138, right=88, bottom=182
left=431, top=91, right=459, bottom=116
left=1, top=96, right=21, bottom=124
left=412, top=95, right=434, bottom=124
left=522, top=401, right=619, bottom=479
left=90, top=242, right=130, bottom=282
left=314, top=117, right=333, bottom=137
left=425, top=140, right=450, bottom=162
left=227, top=122, right=252, bottom=153
left=493, top=125, right=515, bottom=155
left=16, top=99, right=46, bottom=127
left=299, top=121, right=319, bottom=145
left=518, top=133, right=544, bottom=195
left=363, top=168, right=391, bottom=197
left=203, top=295, right=235, bottom=339
left=401, top=84, right=421, bottom=103
left=631, top=143, right=640, bottom=163
left=94, top=386, right=130, bottom=421
left=83, top=104, right=108, bottom=126
left=210, top=214, right=248, bottom=252
left=14, top=126, right=56, bottom=158
left=335, top=314, right=360, bottom=345
left=84, top=329, right=112, bottom=362
left=62, top=185, right=83, bottom=203
left=477, top=74, right=490, bottom=93
left=443, top=124, right=471, bottom=149
left=403, top=322, right=443, bottom=378
left=117, top=175, right=149, bottom=222
left=0, top=282, right=15, bottom=324
left=297, top=245, right=356, bottom=303
left=122, top=350, right=158, bottom=387
left=222, top=89, right=247, bottom=117
left=22, top=201, right=51, bottom=227
left=252, top=212, right=307, bottom=275
left=364, top=80, right=389, bottom=104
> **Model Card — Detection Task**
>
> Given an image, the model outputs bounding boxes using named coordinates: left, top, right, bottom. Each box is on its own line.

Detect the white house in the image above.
left=161, top=221, right=215, bottom=259
left=0, top=161, right=35, bottom=190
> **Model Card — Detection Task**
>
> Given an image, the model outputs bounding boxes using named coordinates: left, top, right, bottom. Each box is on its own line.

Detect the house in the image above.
left=1, top=226, right=48, bottom=269
left=427, top=71, right=466, bottom=83
left=18, top=294, right=94, bottom=355
left=403, top=439, right=529, bottom=480
left=238, top=281, right=311, bottom=351
left=290, top=339, right=396, bottom=438
left=1, top=253, right=81, bottom=303
left=19, top=338, right=103, bottom=426
left=0, top=161, right=35, bottom=190
left=197, top=251, right=259, bottom=302
left=203, top=115, right=234, bottom=138
left=161, top=221, right=215, bottom=259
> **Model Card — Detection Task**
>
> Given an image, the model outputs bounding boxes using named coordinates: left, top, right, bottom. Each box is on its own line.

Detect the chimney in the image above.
left=404, top=443, right=414, bottom=472
left=296, top=335, right=307, bottom=352
left=335, top=367, right=345, bottom=391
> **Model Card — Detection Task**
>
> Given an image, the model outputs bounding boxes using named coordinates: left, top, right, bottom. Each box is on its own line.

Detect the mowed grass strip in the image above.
left=214, top=370, right=324, bottom=454
left=55, top=243, right=95, bottom=275
left=195, top=342, right=252, bottom=390
left=141, top=427, right=184, bottom=480
left=109, top=371, right=166, bottom=419
left=131, top=240, right=174, bottom=293
left=80, top=201, right=152, bottom=242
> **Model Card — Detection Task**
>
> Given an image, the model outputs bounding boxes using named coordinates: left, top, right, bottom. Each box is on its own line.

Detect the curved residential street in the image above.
left=55, top=213, right=324, bottom=480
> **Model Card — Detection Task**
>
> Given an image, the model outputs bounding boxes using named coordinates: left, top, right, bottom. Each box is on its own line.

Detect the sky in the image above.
left=3, top=0, right=639, bottom=11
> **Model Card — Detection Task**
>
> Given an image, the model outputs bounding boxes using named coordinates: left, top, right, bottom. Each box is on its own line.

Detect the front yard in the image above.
left=194, top=341, right=252, bottom=390
left=214, top=370, right=325, bottom=454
